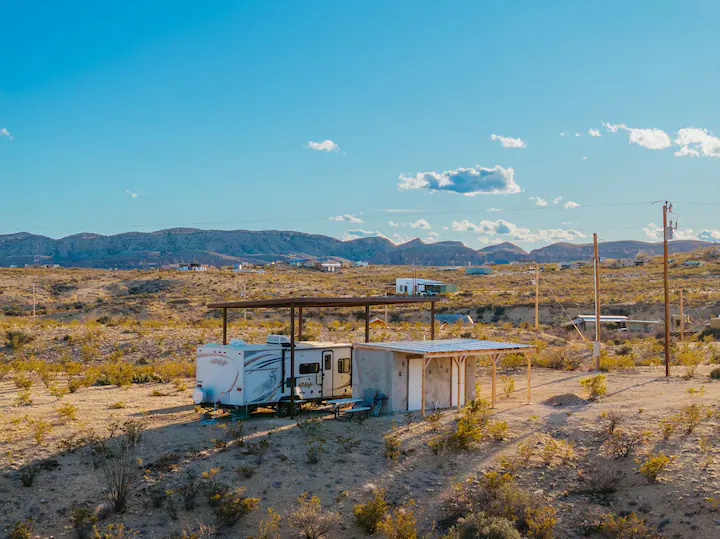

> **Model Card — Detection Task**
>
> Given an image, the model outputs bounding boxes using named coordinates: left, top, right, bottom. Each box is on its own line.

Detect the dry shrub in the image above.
left=501, top=375, right=515, bottom=398
left=56, top=403, right=78, bottom=422
left=488, top=421, right=509, bottom=442
left=600, top=430, right=648, bottom=459
left=91, top=419, right=145, bottom=513
left=5, top=519, right=34, bottom=539
left=524, top=505, right=557, bottom=539
left=354, top=489, right=388, bottom=534
left=288, top=493, right=340, bottom=539
left=534, top=433, right=576, bottom=467
left=579, top=463, right=621, bottom=495
left=535, top=348, right=581, bottom=371
left=599, top=410, right=624, bottom=435
left=443, top=512, right=520, bottom=539
left=447, top=472, right=550, bottom=535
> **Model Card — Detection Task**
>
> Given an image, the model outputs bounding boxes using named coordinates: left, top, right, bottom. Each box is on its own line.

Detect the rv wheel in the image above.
left=276, top=402, right=300, bottom=418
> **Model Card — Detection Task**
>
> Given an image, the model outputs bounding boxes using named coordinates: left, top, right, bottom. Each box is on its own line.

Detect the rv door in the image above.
left=321, top=351, right=334, bottom=398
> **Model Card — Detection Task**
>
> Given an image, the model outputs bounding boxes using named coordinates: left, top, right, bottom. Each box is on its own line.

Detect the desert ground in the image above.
left=1, top=258, right=720, bottom=538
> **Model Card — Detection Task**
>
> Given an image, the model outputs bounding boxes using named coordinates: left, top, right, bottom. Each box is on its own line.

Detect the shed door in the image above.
left=408, top=358, right=423, bottom=411
left=451, top=359, right=466, bottom=408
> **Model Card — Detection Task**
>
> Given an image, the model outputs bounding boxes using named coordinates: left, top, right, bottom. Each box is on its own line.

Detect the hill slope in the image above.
left=0, top=229, right=712, bottom=267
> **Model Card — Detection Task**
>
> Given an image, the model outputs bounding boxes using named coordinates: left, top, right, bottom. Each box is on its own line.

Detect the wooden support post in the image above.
left=680, top=289, right=684, bottom=342
left=290, top=307, right=296, bottom=418
left=593, top=233, right=601, bottom=371
left=364, top=304, right=370, bottom=343
left=430, top=301, right=435, bottom=340
left=534, top=265, right=539, bottom=331
left=421, top=358, right=427, bottom=416
left=663, top=202, right=671, bottom=376
left=298, top=307, right=303, bottom=341
left=491, top=354, right=498, bottom=409
left=222, top=308, right=228, bottom=345
left=525, top=351, right=532, bottom=404
left=457, top=357, right=463, bottom=411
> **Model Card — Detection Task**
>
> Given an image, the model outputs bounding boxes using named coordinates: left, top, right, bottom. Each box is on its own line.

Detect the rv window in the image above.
left=299, top=363, right=320, bottom=374
left=338, top=358, right=350, bottom=374
left=324, top=355, right=332, bottom=370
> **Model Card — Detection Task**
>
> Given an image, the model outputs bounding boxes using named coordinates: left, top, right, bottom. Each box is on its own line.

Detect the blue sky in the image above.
left=1, top=1, right=719, bottom=248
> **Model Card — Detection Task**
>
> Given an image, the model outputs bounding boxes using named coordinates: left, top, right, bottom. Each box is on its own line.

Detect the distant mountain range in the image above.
left=0, top=229, right=713, bottom=268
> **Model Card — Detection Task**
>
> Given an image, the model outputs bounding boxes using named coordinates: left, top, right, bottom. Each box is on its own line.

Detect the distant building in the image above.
left=321, top=262, right=342, bottom=273
left=559, top=262, right=580, bottom=270
left=355, top=261, right=369, bottom=267
left=465, top=266, right=492, bottom=275
left=608, top=258, right=635, bottom=269
left=682, top=260, right=705, bottom=268
left=565, top=315, right=659, bottom=334
left=395, top=278, right=457, bottom=296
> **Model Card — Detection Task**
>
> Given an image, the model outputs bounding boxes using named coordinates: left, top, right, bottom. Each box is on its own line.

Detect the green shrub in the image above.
left=5, top=520, right=34, bottom=539
left=600, top=512, right=657, bottom=538
left=5, top=330, right=34, bottom=349
left=377, top=505, right=417, bottom=539
left=488, top=421, right=509, bottom=442
left=209, top=487, right=259, bottom=527
left=637, top=452, right=671, bottom=483
left=353, top=489, right=388, bottom=534
left=579, top=374, right=606, bottom=400
left=710, top=367, right=720, bottom=380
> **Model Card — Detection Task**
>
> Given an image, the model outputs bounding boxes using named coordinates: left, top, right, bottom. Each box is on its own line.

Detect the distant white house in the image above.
left=395, top=278, right=457, bottom=296
left=683, top=260, right=705, bottom=268
left=321, top=262, right=342, bottom=273
left=355, top=261, right=369, bottom=267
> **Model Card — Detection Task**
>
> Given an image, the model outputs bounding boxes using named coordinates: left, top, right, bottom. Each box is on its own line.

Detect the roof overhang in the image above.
left=207, top=296, right=443, bottom=310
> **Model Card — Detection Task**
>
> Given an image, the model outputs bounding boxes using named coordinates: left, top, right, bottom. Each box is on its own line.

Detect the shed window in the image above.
left=299, top=363, right=320, bottom=374
left=337, top=358, right=351, bottom=374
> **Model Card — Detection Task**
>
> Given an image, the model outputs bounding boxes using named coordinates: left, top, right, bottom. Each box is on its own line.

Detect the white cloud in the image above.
left=552, top=196, right=563, bottom=205
left=452, top=218, right=586, bottom=243
left=582, top=156, right=587, bottom=160
left=674, top=128, right=720, bottom=158
left=487, top=208, right=503, bottom=213
left=388, top=221, right=400, bottom=227
left=490, top=134, right=527, bottom=148
left=0, top=128, right=13, bottom=140
left=529, top=196, right=548, bottom=207
left=588, top=129, right=601, bottom=137
left=602, top=122, right=671, bottom=150
left=409, top=219, right=431, bottom=230
left=560, top=131, right=567, bottom=137
left=344, top=229, right=389, bottom=241
left=642, top=223, right=700, bottom=241
left=306, top=140, right=339, bottom=152
left=399, top=165, right=520, bottom=196
left=425, top=232, right=441, bottom=243
left=564, top=201, right=580, bottom=209
left=125, top=190, right=138, bottom=198
left=698, top=229, right=720, bottom=241
left=329, top=214, right=363, bottom=223
left=575, top=133, right=581, bottom=137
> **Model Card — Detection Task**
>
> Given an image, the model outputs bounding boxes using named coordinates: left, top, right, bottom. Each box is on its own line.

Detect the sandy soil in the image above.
left=2, top=365, right=719, bottom=538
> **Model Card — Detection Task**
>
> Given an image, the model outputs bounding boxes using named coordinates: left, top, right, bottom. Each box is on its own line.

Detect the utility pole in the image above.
left=662, top=201, right=671, bottom=377
left=679, top=289, right=684, bottom=342
left=534, top=265, right=540, bottom=331
left=593, top=233, right=601, bottom=370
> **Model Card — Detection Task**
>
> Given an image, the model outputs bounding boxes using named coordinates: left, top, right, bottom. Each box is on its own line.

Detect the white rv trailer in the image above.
left=193, top=335, right=352, bottom=417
